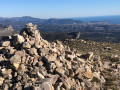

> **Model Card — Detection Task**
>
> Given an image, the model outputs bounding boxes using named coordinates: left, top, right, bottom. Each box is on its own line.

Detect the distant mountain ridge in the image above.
left=0, top=16, right=45, bottom=22
left=71, top=15, right=120, bottom=24
left=0, top=15, right=120, bottom=31
left=0, top=16, right=82, bottom=24
left=1, top=15, right=120, bottom=24
left=0, top=16, right=83, bottom=30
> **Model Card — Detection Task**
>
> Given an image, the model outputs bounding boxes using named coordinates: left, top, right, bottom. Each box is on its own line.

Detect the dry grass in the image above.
left=64, top=39, right=120, bottom=90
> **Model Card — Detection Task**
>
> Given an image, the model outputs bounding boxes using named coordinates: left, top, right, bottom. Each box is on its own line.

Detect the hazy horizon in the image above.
left=0, top=14, right=120, bottom=19
left=0, top=0, right=120, bottom=18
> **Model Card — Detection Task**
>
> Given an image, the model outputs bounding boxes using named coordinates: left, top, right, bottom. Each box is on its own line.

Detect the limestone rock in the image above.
left=2, top=41, right=10, bottom=47
left=22, top=42, right=31, bottom=49
left=18, top=64, right=26, bottom=74
left=28, top=48, right=38, bottom=56
left=36, top=72, right=45, bottom=79
left=33, top=82, right=53, bottom=90
left=39, top=48, right=49, bottom=56
left=55, top=67, right=65, bottom=76
left=10, top=55, right=21, bottom=64
left=13, top=63, right=20, bottom=69
left=10, top=55, right=21, bottom=69
left=83, top=80, right=91, bottom=87
left=0, top=55, right=4, bottom=61
left=84, top=71, right=93, bottom=79
left=85, top=52, right=93, bottom=60
left=0, top=77, right=4, bottom=86
left=117, top=64, right=120, bottom=68
left=0, top=23, right=106, bottom=89
left=16, top=34, right=25, bottom=43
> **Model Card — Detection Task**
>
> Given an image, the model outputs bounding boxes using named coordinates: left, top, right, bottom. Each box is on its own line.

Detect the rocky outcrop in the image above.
left=0, top=23, right=105, bottom=90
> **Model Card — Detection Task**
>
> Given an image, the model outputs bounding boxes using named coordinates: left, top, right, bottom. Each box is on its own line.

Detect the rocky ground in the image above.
left=0, top=23, right=109, bottom=90
left=64, top=39, right=120, bottom=90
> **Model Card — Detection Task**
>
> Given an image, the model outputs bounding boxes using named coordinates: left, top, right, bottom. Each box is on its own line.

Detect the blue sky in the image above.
left=0, top=0, right=120, bottom=18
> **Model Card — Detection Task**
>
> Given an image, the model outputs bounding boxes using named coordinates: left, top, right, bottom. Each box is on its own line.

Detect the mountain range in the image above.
left=0, top=15, right=120, bottom=31
left=0, top=16, right=82, bottom=24
left=72, top=15, right=120, bottom=24
left=0, top=15, right=120, bottom=24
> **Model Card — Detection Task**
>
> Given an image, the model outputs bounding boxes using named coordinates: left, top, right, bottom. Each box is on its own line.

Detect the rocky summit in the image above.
left=0, top=23, right=105, bottom=90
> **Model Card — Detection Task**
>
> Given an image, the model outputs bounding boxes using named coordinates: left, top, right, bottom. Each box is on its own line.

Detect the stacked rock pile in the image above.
left=0, top=23, right=105, bottom=90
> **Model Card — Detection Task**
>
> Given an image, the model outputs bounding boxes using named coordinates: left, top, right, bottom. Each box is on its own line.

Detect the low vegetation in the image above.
left=64, top=39, right=120, bottom=89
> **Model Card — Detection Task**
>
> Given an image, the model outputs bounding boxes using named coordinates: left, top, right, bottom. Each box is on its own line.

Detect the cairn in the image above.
left=0, top=23, right=105, bottom=90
